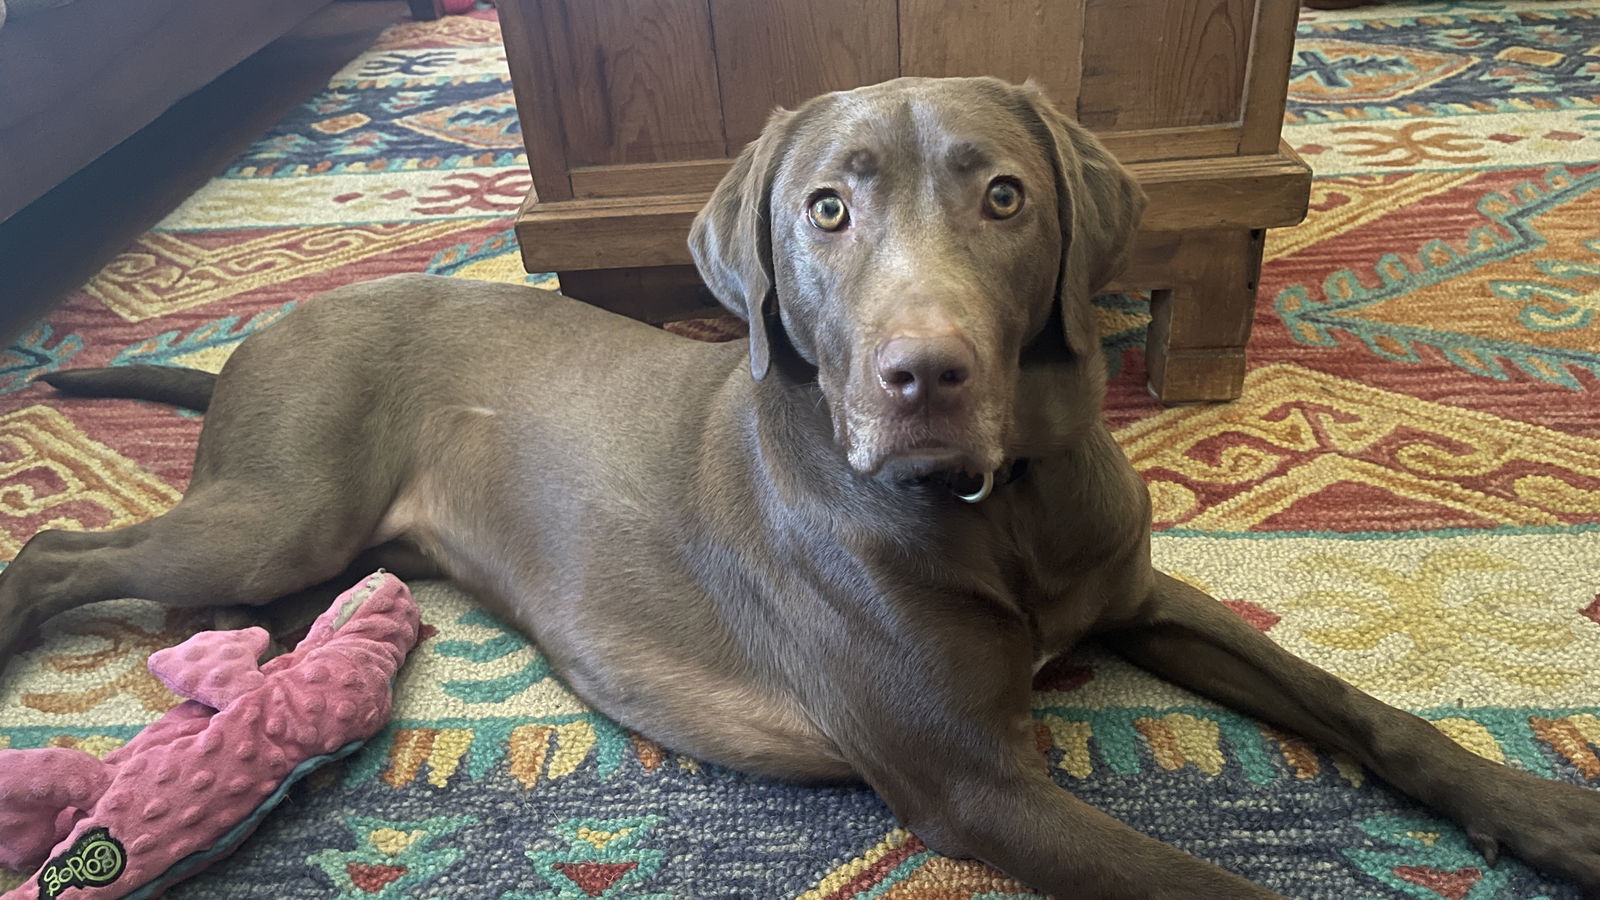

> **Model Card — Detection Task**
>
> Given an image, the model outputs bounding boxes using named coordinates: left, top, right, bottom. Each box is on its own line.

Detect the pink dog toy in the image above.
left=0, top=571, right=420, bottom=900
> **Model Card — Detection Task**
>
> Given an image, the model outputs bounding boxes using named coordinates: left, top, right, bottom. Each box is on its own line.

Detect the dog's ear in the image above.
left=1015, top=82, right=1146, bottom=363
left=690, top=108, right=798, bottom=381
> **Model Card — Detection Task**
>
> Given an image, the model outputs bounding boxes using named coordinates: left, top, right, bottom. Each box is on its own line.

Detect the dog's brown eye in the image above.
left=984, top=178, right=1023, bottom=219
left=808, top=193, right=849, bottom=231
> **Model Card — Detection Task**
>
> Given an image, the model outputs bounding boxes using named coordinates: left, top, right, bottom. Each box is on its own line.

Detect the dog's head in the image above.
left=690, top=77, right=1145, bottom=481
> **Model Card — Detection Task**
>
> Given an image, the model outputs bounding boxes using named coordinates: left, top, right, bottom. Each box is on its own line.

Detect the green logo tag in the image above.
left=39, top=827, right=125, bottom=899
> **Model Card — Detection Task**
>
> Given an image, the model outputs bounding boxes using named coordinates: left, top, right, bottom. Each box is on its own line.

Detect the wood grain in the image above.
left=496, top=0, right=574, bottom=200
left=899, top=0, right=1084, bottom=110
left=711, top=0, right=900, bottom=148
left=516, top=191, right=709, bottom=271
left=536, top=0, right=726, bottom=166
left=1143, top=228, right=1265, bottom=402
left=495, top=0, right=1299, bottom=401
left=1239, top=0, right=1299, bottom=154
left=1078, top=0, right=1254, bottom=131
left=1135, top=142, right=1309, bottom=231
left=1097, top=124, right=1242, bottom=163
left=568, top=160, right=730, bottom=199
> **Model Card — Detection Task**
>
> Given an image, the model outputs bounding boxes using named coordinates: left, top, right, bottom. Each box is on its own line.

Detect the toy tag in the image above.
left=331, top=570, right=385, bottom=631
left=38, top=827, right=125, bottom=899
left=332, top=592, right=364, bottom=631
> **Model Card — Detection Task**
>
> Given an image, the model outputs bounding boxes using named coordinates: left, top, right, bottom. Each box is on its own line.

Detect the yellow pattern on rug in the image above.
left=86, top=221, right=478, bottom=321
left=1119, top=364, right=1600, bottom=530
left=1265, top=171, right=1479, bottom=262
left=0, top=405, right=179, bottom=556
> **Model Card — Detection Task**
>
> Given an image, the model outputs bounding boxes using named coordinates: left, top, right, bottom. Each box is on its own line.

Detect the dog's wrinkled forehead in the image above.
left=777, top=79, right=1058, bottom=198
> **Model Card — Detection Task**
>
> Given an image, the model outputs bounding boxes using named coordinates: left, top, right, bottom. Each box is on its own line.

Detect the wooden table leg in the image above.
left=1144, top=228, right=1265, bottom=404
left=407, top=0, right=445, bottom=21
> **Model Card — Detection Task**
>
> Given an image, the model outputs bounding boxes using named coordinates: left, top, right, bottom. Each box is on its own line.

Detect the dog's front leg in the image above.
left=1099, top=571, right=1600, bottom=894
left=844, top=721, right=1285, bottom=898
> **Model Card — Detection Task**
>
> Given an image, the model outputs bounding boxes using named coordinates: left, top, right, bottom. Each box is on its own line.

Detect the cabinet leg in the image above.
left=1144, top=228, right=1265, bottom=404
left=407, top=0, right=445, bottom=21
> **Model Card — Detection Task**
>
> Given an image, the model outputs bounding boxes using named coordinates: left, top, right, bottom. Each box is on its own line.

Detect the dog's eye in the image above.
left=807, top=193, right=849, bottom=231
left=984, top=178, right=1023, bottom=219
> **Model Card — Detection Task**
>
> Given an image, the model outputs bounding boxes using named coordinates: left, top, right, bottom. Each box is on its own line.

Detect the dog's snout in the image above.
left=875, top=335, right=975, bottom=408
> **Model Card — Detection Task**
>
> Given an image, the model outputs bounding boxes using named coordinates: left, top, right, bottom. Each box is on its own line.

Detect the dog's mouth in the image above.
left=821, top=329, right=1014, bottom=480
left=838, top=404, right=1007, bottom=480
left=873, top=446, right=988, bottom=481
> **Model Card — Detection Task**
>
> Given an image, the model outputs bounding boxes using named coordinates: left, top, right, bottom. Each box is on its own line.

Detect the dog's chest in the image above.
left=995, top=512, right=1143, bottom=659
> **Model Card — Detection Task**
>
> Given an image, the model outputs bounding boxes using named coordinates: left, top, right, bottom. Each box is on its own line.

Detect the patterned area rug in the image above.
left=3, top=3, right=1600, bottom=898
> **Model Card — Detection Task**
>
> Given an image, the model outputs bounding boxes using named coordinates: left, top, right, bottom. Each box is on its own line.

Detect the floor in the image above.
left=1, top=3, right=1597, bottom=897
left=0, top=0, right=410, bottom=347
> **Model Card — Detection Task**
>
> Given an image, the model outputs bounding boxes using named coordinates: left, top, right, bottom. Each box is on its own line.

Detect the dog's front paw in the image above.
left=1462, top=771, right=1600, bottom=896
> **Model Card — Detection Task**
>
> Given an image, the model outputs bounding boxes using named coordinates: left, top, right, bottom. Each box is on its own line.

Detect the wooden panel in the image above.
left=496, top=0, right=574, bottom=200
left=1142, top=228, right=1265, bottom=402
left=565, top=124, right=1249, bottom=201
left=516, top=147, right=1310, bottom=272
left=569, top=160, right=730, bottom=199
left=1107, top=228, right=1257, bottom=292
left=536, top=0, right=725, bottom=166
left=517, top=192, right=709, bottom=272
left=711, top=0, right=900, bottom=149
left=1097, top=124, right=1241, bottom=163
left=1135, top=143, right=1309, bottom=232
left=1078, top=0, right=1255, bottom=132
left=899, top=0, right=1083, bottom=110
left=1239, top=0, right=1299, bottom=154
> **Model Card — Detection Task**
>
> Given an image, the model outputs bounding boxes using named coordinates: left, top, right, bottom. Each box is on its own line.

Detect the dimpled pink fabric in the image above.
left=0, top=571, right=419, bottom=899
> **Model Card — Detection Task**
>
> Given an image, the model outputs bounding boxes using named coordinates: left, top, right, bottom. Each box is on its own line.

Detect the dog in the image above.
left=2, top=77, right=1597, bottom=898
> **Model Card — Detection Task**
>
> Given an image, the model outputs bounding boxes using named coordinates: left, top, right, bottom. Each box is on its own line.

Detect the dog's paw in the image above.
left=1464, top=771, right=1600, bottom=896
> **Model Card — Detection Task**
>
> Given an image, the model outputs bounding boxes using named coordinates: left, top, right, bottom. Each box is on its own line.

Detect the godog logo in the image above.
left=38, top=827, right=126, bottom=899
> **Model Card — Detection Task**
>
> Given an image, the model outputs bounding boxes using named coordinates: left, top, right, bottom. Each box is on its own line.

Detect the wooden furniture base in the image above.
left=1136, top=229, right=1267, bottom=404
left=498, top=0, right=1309, bottom=403
left=406, top=0, right=444, bottom=21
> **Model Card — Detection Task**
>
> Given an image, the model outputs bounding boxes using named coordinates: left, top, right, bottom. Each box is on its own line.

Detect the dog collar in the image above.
left=944, top=458, right=1031, bottom=504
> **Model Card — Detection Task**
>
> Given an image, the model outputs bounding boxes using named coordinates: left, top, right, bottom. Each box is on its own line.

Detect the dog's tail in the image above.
left=36, top=365, right=216, bottom=411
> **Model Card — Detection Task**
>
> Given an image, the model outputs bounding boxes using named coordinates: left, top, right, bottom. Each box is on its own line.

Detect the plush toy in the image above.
left=0, top=571, right=420, bottom=900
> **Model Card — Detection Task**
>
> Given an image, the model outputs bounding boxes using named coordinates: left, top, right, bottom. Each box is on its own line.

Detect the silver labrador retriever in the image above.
left=5, top=77, right=1599, bottom=898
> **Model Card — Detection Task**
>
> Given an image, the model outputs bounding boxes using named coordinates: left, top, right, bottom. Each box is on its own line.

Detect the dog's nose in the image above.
left=876, top=335, right=975, bottom=409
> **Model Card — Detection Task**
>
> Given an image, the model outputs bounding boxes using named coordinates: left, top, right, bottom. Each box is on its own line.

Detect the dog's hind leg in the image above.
left=232, top=539, right=445, bottom=648
left=1098, top=572, right=1600, bottom=894
left=0, top=482, right=382, bottom=667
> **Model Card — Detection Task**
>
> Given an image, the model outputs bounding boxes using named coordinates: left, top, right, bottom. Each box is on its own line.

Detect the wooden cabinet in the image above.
left=498, top=0, right=1310, bottom=402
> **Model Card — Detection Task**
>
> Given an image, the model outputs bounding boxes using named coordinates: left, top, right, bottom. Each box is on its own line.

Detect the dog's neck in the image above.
left=1006, top=330, right=1107, bottom=460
